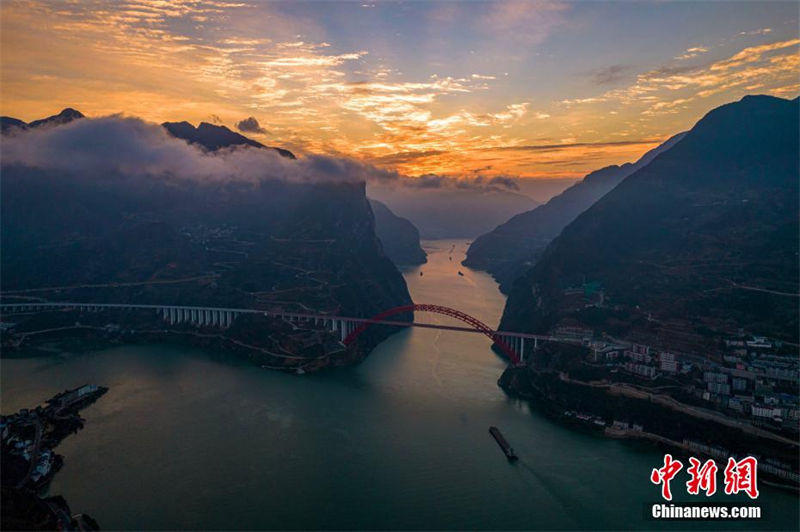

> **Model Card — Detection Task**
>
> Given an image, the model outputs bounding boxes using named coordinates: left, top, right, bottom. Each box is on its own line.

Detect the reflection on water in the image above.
left=2, top=240, right=797, bottom=530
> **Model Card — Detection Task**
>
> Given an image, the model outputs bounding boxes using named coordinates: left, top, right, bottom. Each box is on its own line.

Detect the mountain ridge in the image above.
left=0, top=108, right=297, bottom=160
left=1, top=108, right=85, bottom=133
left=499, top=94, right=799, bottom=351
left=369, top=199, right=427, bottom=266
left=162, top=120, right=296, bottom=159
left=463, top=131, right=687, bottom=291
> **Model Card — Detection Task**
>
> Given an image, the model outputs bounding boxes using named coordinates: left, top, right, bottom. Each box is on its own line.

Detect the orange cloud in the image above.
left=1, top=1, right=797, bottom=182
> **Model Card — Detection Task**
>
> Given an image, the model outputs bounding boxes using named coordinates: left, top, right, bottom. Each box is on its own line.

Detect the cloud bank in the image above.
left=0, top=115, right=392, bottom=185
left=0, top=115, right=525, bottom=193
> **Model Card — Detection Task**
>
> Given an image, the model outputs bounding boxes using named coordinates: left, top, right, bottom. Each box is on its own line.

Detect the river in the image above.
left=2, top=240, right=797, bottom=530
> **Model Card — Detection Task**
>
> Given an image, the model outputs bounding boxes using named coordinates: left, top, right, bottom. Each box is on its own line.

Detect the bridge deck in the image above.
left=0, top=302, right=569, bottom=341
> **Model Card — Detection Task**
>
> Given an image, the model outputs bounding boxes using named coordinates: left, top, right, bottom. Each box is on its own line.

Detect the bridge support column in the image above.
left=520, top=338, right=525, bottom=363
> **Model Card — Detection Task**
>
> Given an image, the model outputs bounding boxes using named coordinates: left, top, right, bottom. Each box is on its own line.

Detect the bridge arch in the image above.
left=342, top=304, right=520, bottom=365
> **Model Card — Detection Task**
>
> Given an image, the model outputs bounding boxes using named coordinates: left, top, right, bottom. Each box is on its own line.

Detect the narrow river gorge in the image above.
left=2, top=240, right=797, bottom=530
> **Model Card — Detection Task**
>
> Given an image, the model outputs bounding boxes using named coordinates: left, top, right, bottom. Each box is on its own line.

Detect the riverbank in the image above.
left=498, top=364, right=800, bottom=492
left=0, top=311, right=382, bottom=374
left=1, top=385, right=107, bottom=530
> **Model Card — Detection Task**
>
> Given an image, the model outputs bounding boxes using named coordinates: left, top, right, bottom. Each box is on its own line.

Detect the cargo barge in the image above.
left=489, top=426, right=518, bottom=461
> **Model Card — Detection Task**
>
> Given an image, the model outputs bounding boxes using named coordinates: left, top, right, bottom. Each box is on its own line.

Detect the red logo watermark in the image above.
left=651, top=455, right=758, bottom=500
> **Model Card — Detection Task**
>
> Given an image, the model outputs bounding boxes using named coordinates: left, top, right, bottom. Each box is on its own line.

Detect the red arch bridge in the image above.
left=0, top=302, right=578, bottom=366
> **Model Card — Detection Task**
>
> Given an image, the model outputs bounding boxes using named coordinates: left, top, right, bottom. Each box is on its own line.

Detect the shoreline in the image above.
left=498, top=366, right=800, bottom=494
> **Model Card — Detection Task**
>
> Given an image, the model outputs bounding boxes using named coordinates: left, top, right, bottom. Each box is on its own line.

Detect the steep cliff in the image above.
left=369, top=199, right=427, bottom=266
left=499, top=95, right=799, bottom=349
left=1, top=111, right=412, bottom=370
left=464, top=132, right=686, bottom=292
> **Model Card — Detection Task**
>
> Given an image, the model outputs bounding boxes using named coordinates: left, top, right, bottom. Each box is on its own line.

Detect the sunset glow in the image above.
left=2, top=0, right=798, bottom=179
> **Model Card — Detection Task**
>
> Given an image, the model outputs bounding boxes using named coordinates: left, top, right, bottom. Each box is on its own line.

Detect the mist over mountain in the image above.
left=1, top=110, right=413, bottom=370
left=500, top=95, right=799, bottom=351
left=369, top=200, right=427, bottom=266
left=0, top=113, right=391, bottom=185
left=514, top=177, right=579, bottom=204
left=2, top=108, right=541, bottom=243
left=368, top=184, right=538, bottom=239
left=464, top=131, right=687, bottom=291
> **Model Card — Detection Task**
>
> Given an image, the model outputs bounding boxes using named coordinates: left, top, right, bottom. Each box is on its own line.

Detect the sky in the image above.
left=1, top=0, right=798, bottom=181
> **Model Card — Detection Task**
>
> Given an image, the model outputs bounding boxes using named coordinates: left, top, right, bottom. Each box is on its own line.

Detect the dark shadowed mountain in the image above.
left=1, top=113, right=412, bottom=371
left=158, top=120, right=423, bottom=266
left=1, top=108, right=85, bottom=133
left=0, top=116, right=28, bottom=133
left=500, top=95, right=799, bottom=352
left=162, top=121, right=295, bottom=159
left=369, top=199, right=426, bottom=265
left=464, top=131, right=686, bottom=292
left=28, top=108, right=85, bottom=129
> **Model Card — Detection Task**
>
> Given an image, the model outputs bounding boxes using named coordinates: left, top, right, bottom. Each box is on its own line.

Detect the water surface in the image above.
left=2, top=240, right=797, bottom=530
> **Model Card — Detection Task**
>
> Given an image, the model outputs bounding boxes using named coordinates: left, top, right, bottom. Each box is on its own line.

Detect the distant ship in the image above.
left=489, top=426, right=518, bottom=461
left=457, top=271, right=464, bottom=277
